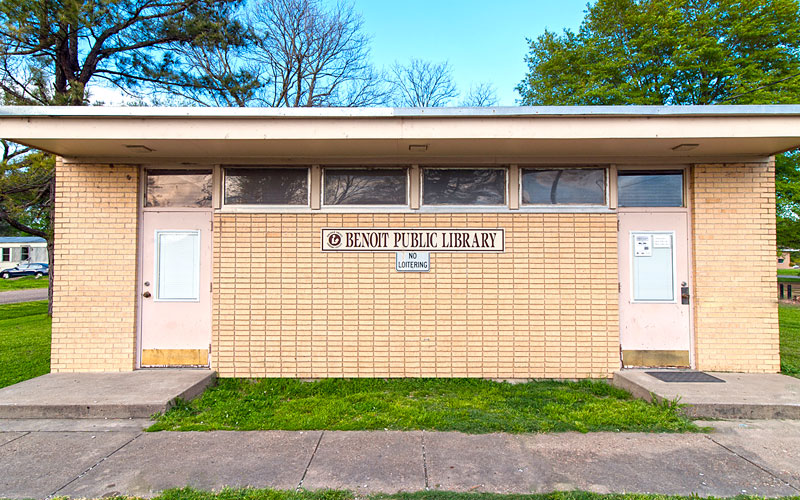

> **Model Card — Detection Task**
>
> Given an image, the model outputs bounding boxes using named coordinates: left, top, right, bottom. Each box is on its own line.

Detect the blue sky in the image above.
left=352, top=1, right=590, bottom=105
left=93, top=1, right=591, bottom=106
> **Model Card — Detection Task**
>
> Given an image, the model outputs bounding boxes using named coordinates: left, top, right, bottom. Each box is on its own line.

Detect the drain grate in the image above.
left=645, top=371, right=725, bottom=383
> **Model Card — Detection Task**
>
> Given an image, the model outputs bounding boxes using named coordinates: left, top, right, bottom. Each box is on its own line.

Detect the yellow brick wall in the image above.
left=692, top=163, right=780, bottom=372
left=212, top=213, right=620, bottom=378
left=51, top=160, right=139, bottom=372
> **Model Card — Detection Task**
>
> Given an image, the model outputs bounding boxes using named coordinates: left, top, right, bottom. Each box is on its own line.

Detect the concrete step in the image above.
left=613, top=370, right=800, bottom=419
left=0, top=369, right=215, bottom=419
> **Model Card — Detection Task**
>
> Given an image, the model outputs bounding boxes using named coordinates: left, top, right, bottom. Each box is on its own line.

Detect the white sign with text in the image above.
left=321, top=228, right=504, bottom=252
left=396, top=252, right=430, bottom=272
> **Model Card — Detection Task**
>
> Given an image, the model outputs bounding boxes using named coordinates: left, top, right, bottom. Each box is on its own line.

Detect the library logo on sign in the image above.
left=327, top=231, right=343, bottom=248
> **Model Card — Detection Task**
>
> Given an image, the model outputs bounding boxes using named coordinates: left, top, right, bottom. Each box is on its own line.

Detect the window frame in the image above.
left=221, top=166, right=312, bottom=209
left=420, top=166, right=509, bottom=208
left=519, top=166, right=609, bottom=207
left=143, top=168, right=214, bottom=209
left=616, top=168, right=686, bottom=209
left=1, top=248, right=9, bottom=261
left=20, top=247, right=29, bottom=261
left=321, top=166, right=410, bottom=209
left=141, top=166, right=215, bottom=211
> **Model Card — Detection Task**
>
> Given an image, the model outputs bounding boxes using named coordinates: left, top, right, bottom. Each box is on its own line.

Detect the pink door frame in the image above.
left=138, top=209, right=213, bottom=367
left=136, top=164, right=215, bottom=369
left=616, top=166, right=695, bottom=368
left=618, top=211, right=694, bottom=366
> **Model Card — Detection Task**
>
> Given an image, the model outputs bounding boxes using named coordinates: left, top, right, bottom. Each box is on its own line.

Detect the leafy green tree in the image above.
left=0, top=0, right=250, bottom=105
left=0, top=152, right=54, bottom=239
left=517, top=0, right=800, bottom=248
left=0, top=0, right=248, bottom=313
left=776, top=151, right=800, bottom=248
left=517, top=0, right=800, bottom=105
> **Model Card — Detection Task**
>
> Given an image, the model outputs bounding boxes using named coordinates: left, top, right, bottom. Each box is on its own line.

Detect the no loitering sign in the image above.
left=396, top=252, right=430, bottom=272
left=321, top=228, right=505, bottom=252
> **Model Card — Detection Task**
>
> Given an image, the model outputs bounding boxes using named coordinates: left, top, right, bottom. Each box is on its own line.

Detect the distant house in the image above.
left=0, top=237, right=48, bottom=268
left=778, top=248, right=800, bottom=269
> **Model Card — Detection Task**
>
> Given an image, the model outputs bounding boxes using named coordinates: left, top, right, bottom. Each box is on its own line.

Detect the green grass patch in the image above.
left=779, top=304, right=800, bottom=377
left=148, top=377, right=698, bottom=433
left=87, top=487, right=800, bottom=500
left=0, top=275, right=49, bottom=291
left=777, top=269, right=800, bottom=276
left=0, top=300, right=51, bottom=388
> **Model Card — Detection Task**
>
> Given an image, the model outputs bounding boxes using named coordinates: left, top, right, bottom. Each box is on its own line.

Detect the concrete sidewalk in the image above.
left=0, top=370, right=215, bottom=419
left=0, top=288, right=47, bottom=304
left=1, top=420, right=800, bottom=499
left=613, top=370, right=800, bottom=419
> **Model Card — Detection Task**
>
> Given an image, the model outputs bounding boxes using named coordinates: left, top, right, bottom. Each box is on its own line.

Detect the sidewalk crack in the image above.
left=297, top=431, right=324, bottom=491
left=421, top=430, right=429, bottom=490
left=48, top=432, right=142, bottom=499
left=0, top=431, right=30, bottom=448
left=705, top=435, right=800, bottom=493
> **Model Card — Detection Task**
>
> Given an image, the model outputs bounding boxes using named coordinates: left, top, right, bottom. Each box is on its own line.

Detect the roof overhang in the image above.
left=2, top=105, right=800, bottom=164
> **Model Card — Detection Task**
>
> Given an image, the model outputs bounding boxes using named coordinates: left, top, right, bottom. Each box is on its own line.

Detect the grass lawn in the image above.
left=0, top=275, right=49, bottom=291
left=148, top=377, right=698, bottom=433
left=94, top=487, right=800, bottom=500
left=0, top=300, right=50, bottom=388
left=779, top=303, right=800, bottom=377
left=777, top=269, right=800, bottom=276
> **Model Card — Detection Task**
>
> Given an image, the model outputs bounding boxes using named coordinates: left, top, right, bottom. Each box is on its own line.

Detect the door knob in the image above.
left=142, top=291, right=152, bottom=298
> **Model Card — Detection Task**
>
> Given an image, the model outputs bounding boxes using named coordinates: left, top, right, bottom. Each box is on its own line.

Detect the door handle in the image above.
left=680, top=282, right=690, bottom=305
left=142, top=291, right=152, bottom=298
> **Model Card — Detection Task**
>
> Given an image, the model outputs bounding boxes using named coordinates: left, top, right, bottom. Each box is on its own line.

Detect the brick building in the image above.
left=0, top=106, right=796, bottom=378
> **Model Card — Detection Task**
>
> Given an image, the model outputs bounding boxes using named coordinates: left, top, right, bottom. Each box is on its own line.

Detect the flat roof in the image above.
left=2, top=105, right=800, bottom=163
left=3, top=104, right=800, bottom=118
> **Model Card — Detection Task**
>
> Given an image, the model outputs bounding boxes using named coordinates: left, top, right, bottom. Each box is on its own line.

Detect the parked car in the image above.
left=0, top=262, right=49, bottom=279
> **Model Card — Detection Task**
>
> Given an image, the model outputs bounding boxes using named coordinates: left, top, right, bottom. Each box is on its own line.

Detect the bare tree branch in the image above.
left=389, top=59, right=458, bottom=107
left=461, top=82, right=499, bottom=107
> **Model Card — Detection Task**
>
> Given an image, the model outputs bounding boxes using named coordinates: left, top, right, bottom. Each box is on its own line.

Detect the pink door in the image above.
left=140, top=211, right=212, bottom=367
left=618, top=212, right=692, bottom=367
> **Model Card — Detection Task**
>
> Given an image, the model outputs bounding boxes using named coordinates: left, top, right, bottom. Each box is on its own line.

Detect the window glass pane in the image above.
left=145, top=170, right=212, bottom=208
left=632, top=233, right=675, bottom=302
left=324, top=169, right=407, bottom=205
left=423, top=168, right=506, bottom=205
left=20, top=247, right=29, bottom=260
left=522, top=168, right=605, bottom=205
left=156, top=231, right=200, bottom=301
left=618, top=171, right=683, bottom=207
left=225, top=168, right=308, bottom=205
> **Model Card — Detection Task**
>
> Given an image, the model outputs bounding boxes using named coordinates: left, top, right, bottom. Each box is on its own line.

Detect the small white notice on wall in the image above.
left=396, top=252, right=430, bottom=272
left=634, top=234, right=653, bottom=257
left=652, top=234, right=672, bottom=248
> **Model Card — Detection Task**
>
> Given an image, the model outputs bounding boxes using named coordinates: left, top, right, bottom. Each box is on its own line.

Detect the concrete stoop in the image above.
left=613, top=370, right=800, bottom=419
left=0, top=369, right=215, bottom=419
